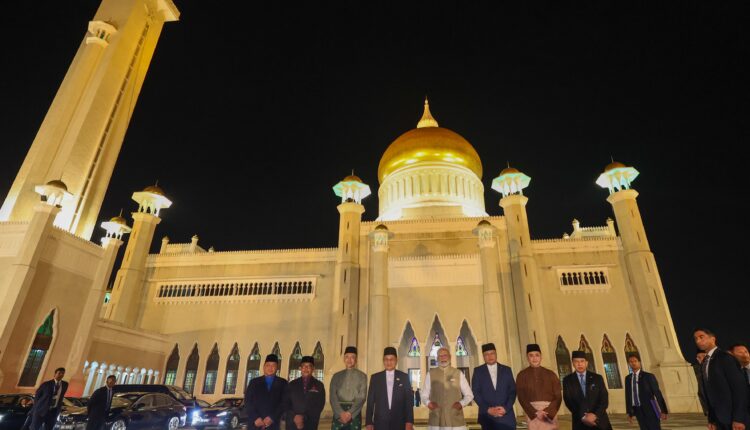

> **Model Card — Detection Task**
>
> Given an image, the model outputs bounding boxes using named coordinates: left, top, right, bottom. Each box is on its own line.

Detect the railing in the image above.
left=154, top=277, right=317, bottom=304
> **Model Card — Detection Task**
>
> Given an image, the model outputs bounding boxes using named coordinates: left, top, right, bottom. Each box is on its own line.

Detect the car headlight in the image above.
left=191, top=411, right=202, bottom=425
left=217, top=412, right=227, bottom=417
left=0, top=413, right=5, bottom=422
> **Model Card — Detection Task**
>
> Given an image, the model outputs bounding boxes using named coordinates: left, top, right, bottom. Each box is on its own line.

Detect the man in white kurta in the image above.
left=421, top=347, right=474, bottom=430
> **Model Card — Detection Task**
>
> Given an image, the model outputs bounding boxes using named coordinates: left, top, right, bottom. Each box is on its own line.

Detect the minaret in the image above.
left=492, top=166, right=549, bottom=362
left=597, top=162, right=684, bottom=364
left=0, top=0, right=179, bottom=240
left=330, top=174, right=371, bottom=370
left=367, top=224, right=392, bottom=374
left=104, top=185, right=171, bottom=327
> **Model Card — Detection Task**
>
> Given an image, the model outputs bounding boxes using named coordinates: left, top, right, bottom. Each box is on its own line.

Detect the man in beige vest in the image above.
left=421, top=347, right=474, bottom=430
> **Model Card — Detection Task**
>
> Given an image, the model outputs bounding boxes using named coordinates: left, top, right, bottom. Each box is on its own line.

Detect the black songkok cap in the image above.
left=344, top=346, right=358, bottom=355
left=571, top=350, right=587, bottom=359
left=383, top=347, right=398, bottom=357
left=301, top=356, right=315, bottom=365
left=265, top=354, right=279, bottom=363
left=481, top=343, right=496, bottom=353
left=526, top=344, right=541, bottom=353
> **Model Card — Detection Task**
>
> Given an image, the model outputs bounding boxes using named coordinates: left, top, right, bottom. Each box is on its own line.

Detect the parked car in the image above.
left=191, top=398, right=245, bottom=429
left=56, top=392, right=186, bottom=430
left=112, top=385, right=202, bottom=426
left=64, top=397, right=89, bottom=408
left=0, top=394, right=34, bottom=430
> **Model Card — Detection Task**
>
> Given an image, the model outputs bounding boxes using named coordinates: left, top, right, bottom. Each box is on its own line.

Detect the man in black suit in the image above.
left=245, top=354, right=288, bottom=430
left=283, top=356, right=326, bottom=430
left=365, top=347, right=414, bottom=430
left=86, top=375, right=116, bottom=430
left=625, top=355, right=668, bottom=430
left=29, top=367, right=68, bottom=430
left=694, top=328, right=749, bottom=430
left=562, top=351, right=611, bottom=430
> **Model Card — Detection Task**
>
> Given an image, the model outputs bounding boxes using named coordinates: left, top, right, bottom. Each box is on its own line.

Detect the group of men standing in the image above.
left=242, top=342, right=671, bottom=430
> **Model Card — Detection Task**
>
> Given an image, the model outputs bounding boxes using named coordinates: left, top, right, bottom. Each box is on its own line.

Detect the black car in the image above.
left=0, top=394, right=34, bottom=430
left=56, top=392, right=186, bottom=430
left=112, top=386, right=201, bottom=425
left=64, top=398, right=89, bottom=408
left=191, top=398, right=245, bottom=430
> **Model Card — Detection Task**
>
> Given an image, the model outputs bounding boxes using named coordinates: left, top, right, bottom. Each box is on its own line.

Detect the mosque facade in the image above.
left=0, top=0, right=701, bottom=418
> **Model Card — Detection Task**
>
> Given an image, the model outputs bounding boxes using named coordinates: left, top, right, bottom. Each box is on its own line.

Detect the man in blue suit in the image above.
left=625, top=355, right=668, bottom=430
left=29, top=367, right=68, bottom=430
left=471, top=343, right=516, bottom=430
left=245, top=354, right=288, bottom=430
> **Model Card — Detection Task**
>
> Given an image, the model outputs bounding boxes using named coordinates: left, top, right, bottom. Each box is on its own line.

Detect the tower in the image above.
left=0, top=0, right=179, bottom=240
left=104, top=185, right=171, bottom=327
left=329, top=174, right=371, bottom=370
left=597, top=161, right=695, bottom=409
left=492, top=166, right=549, bottom=365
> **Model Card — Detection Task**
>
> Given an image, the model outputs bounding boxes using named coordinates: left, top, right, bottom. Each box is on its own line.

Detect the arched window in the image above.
left=19, top=310, right=55, bottom=387
left=555, top=336, right=572, bottom=379
left=164, top=344, right=179, bottom=385
left=246, top=343, right=261, bottom=388
left=578, top=335, right=597, bottom=373
left=203, top=344, right=220, bottom=394
left=272, top=343, right=282, bottom=377
left=183, top=344, right=199, bottom=394
left=456, top=320, right=478, bottom=381
left=288, top=342, right=303, bottom=380
left=312, top=342, right=324, bottom=381
left=426, top=315, right=448, bottom=370
left=224, top=343, right=241, bottom=394
left=601, top=335, right=623, bottom=389
left=398, top=322, right=421, bottom=389
left=624, top=333, right=641, bottom=364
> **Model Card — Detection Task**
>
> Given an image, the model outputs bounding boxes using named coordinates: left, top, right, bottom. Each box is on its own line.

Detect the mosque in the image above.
left=0, top=0, right=701, bottom=418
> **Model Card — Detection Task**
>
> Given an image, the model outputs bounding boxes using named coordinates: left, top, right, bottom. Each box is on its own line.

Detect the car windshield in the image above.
left=0, top=395, right=18, bottom=406
left=115, top=394, right=142, bottom=404
left=111, top=397, right=132, bottom=408
left=168, top=387, right=193, bottom=401
left=196, top=399, right=210, bottom=407
left=212, top=399, right=242, bottom=408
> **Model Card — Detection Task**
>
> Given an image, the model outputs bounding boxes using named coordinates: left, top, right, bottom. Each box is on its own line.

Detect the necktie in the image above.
left=633, top=374, right=640, bottom=406
left=701, top=355, right=710, bottom=380
left=54, top=382, right=60, bottom=406
left=579, top=374, right=586, bottom=396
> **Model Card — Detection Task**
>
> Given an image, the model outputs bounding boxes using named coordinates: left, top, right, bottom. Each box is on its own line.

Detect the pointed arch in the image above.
left=601, top=335, right=623, bottom=389
left=164, top=344, right=180, bottom=385
left=456, top=320, right=478, bottom=381
left=223, top=343, right=241, bottom=394
left=18, top=310, right=56, bottom=387
left=312, top=342, right=324, bottom=381
left=624, top=333, right=641, bottom=362
left=183, top=344, right=199, bottom=394
left=246, top=343, right=261, bottom=388
left=397, top=321, right=421, bottom=388
left=426, top=315, right=449, bottom=370
left=288, top=342, right=303, bottom=380
left=578, top=335, right=596, bottom=373
left=203, top=343, right=220, bottom=394
left=555, top=336, right=573, bottom=379
left=272, top=342, right=282, bottom=377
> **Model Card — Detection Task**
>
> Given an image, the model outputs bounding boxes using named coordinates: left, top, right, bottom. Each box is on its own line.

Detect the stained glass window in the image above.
left=408, top=337, right=420, bottom=357
left=183, top=344, right=199, bottom=394
left=555, top=336, right=572, bottom=379
left=203, top=344, right=220, bottom=394
left=164, top=344, right=179, bottom=385
left=223, top=344, right=241, bottom=394
left=18, top=311, right=55, bottom=387
left=456, top=336, right=468, bottom=356
left=246, top=343, right=261, bottom=387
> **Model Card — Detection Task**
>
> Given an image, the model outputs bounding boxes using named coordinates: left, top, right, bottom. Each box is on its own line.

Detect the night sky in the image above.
left=1, top=2, right=746, bottom=358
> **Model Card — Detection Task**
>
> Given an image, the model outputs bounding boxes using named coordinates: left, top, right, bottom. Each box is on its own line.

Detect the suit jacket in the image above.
left=283, top=377, right=326, bottom=430
left=245, top=375, right=288, bottom=430
left=87, top=386, right=113, bottom=425
left=31, top=379, right=68, bottom=416
left=365, top=370, right=414, bottom=430
left=562, top=372, right=612, bottom=430
left=624, top=371, right=668, bottom=417
left=470, top=364, right=516, bottom=430
left=700, top=349, right=749, bottom=426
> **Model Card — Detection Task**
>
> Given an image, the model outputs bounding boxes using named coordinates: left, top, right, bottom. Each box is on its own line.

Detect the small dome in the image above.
left=477, top=220, right=492, bottom=227
left=499, top=167, right=520, bottom=175
left=46, top=179, right=68, bottom=191
left=110, top=215, right=128, bottom=225
left=143, top=185, right=165, bottom=196
left=343, top=174, right=363, bottom=183
left=375, top=224, right=389, bottom=231
left=604, top=161, right=627, bottom=172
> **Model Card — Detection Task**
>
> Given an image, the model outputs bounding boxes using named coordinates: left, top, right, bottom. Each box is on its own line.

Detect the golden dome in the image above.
left=46, top=179, right=68, bottom=191
left=499, top=167, right=520, bottom=175
left=604, top=161, right=627, bottom=172
left=110, top=215, right=128, bottom=225
left=378, top=100, right=482, bottom=182
left=343, top=174, right=363, bottom=183
left=143, top=184, right=165, bottom=196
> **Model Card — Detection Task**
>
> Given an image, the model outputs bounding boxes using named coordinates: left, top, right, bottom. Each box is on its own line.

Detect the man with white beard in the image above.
left=420, top=347, right=474, bottom=430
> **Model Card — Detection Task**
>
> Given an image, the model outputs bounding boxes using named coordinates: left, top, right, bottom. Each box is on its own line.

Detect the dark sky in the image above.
left=1, top=2, right=746, bottom=358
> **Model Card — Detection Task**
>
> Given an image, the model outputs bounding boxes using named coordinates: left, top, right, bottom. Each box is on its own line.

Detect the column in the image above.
left=367, top=225, right=391, bottom=374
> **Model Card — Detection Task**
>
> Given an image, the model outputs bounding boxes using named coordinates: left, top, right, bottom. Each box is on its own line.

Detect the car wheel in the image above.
left=229, top=415, right=239, bottom=429
left=167, top=416, right=180, bottom=430
left=111, top=420, right=127, bottom=430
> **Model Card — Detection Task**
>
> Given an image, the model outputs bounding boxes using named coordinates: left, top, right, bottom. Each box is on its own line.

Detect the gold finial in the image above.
left=417, top=97, right=439, bottom=128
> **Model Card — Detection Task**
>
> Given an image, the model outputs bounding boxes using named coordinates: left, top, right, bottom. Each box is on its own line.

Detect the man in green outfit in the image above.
left=330, top=346, right=368, bottom=430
